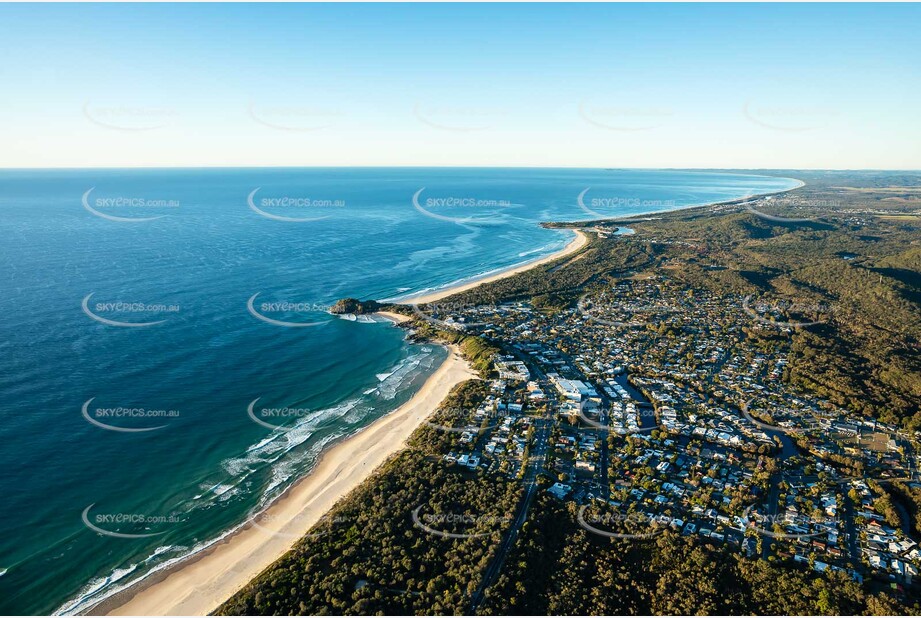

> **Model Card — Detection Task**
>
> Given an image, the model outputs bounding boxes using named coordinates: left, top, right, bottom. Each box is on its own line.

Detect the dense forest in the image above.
left=414, top=172, right=921, bottom=428
left=218, top=382, right=522, bottom=616
left=482, top=495, right=916, bottom=616
left=217, top=449, right=521, bottom=615
left=219, top=435, right=920, bottom=616
left=628, top=209, right=921, bottom=428
left=221, top=171, right=921, bottom=615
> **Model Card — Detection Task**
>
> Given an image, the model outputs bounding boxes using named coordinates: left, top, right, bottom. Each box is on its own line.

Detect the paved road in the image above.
left=840, top=488, right=860, bottom=563
left=468, top=348, right=552, bottom=614
left=762, top=473, right=781, bottom=559
left=468, top=403, right=550, bottom=613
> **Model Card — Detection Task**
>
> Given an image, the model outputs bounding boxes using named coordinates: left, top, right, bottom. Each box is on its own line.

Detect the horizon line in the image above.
left=1, top=165, right=918, bottom=172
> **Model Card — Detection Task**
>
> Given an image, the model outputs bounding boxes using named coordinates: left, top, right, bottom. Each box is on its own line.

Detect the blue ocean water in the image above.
left=0, top=168, right=798, bottom=614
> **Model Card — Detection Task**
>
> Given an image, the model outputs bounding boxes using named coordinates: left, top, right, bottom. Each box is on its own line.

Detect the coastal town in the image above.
left=6, top=0, right=921, bottom=612
left=215, top=167, right=921, bottom=616
left=409, top=255, right=921, bottom=593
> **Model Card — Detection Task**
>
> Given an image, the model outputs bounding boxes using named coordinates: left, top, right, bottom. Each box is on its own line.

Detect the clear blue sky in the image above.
left=1, top=3, right=918, bottom=168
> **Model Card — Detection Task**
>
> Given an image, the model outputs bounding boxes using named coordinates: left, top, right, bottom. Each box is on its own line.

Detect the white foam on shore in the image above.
left=52, top=544, right=183, bottom=616
left=220, top=398, right=362, bottom=478
left=55, top=345, right=443, bottom=617
left=382, top=235, right=570, bottom=304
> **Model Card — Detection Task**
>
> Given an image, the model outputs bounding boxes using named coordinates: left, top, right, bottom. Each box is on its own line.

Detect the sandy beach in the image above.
left=96, top=230, right=586, bottom=616
left=97, top=345, right=475, bottom=616
left=400, top=228, right=588, bottom=305
left=376, top=310, right=412, bottom=324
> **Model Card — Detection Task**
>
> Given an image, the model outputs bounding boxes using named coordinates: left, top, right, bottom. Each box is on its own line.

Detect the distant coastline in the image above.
left=70, top=172, right=801, bottom=616
left=89, top=232, right=590, bottom=617
left=392, top=174, right=803, bottom=307
left=396, top=229, right=588, bottom=306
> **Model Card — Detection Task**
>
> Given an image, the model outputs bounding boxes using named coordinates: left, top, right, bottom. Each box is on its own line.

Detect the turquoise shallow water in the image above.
left=0, top=168, right=798, bottom=614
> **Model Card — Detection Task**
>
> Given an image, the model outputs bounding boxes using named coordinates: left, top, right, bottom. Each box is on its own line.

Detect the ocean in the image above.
left=0, top=168, right=798, bottom=614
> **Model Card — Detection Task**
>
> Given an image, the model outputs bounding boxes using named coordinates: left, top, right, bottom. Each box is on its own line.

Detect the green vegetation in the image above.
left=221, top=171, right=921, bottom=615
left=482, top=494, right=916, bottom=616
left=411, top=323, right=502, bottom=376
left=413, top=171, right=921, bottom=428
left=217, top=381, right=522, bottom=616
left=329, top=298, right=382, bottom=314
left=218, top=451, right=918, bottom=616
left=439, top=231, right=651, bottom=310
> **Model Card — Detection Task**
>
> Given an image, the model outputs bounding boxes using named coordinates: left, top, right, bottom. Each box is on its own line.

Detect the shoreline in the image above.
left=390, top=174, right=802, bottom=307
left=83, top=175, right=802, bottom=616
left=376, top=310, right=412, bottom=324
left=93, top=345, right=476, bottom=616
left=398, top=228, right=589, bottom=306
left=566, top=176, right=806, bottom=224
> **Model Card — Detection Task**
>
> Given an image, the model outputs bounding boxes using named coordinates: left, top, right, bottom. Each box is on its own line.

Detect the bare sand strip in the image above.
left=376, top=310, right=412, bottom=324
left=88, top=184, right=799, bottom=615
left=99, top=346, right=475, bottom=616
left=400, top=228, right=587, bottom=305
left=99, top=230, right=586, bottom=616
